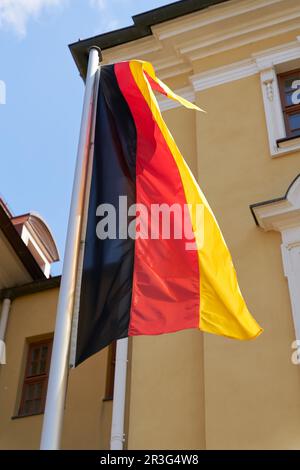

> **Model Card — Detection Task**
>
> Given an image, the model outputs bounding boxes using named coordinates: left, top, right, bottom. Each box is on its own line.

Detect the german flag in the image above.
left=73, top=60, right=262, bottom=366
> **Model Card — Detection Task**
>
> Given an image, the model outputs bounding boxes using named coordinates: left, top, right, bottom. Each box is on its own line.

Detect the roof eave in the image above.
left=69, top=0, right=230, bottom=79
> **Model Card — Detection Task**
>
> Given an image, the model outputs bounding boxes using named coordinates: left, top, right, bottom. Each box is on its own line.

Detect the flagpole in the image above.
left=110, top=338, right=129, bottom=450
left=40, top=46, right=101, bottom=450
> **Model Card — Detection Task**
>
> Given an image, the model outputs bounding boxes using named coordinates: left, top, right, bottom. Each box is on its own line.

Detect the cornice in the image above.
left=189, top=37, right=300, bottom=92
left=190, top=59, right=257, bottom=91
left=70, top=0, right=300, bottom=84
left=152, top=0, right=282, bottom=40
left=253, top=37, right=300, bottom=69
left=250, top=175, right=300, bottom=233
left=177, top=4, right=300, bottom=62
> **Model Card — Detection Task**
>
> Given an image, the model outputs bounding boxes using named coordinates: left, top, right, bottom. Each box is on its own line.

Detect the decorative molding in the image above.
left=251, top=198, right=300, bottom=233
left=259, top=66, right=287, bottom=156
left=157, top=86, right=195, bottom=112
left=177, top=4, right=300, bottom=61
left=100, top=1, right=300, bottom=82
left=251, top=175, right=300, bottom=341
left=181, top=21, right=300, bottom=62
left=153, top=0, right=283, bottom=41
left=263, top=78, right=274, bottom=101
left=189, top=38, right=300, bottom=92
left=179, top=6, right=300, bottom=54
left=190, top=59, right=257, bottom=91
left=253, top=37, right=300, bottom=69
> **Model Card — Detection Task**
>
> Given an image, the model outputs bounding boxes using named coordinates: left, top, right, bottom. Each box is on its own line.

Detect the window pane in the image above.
left=38, top=346, right=48, bottom=374
left=287, top=113, right=300, bottom=133
left=28, top=346, right=40, bottom=376
left=39, top=360, right=46, bottom=374
left=23, top=400, right=32, bottom=415
left=286, top=91, right=297, bottom=106
left=32, top=347, right=40, bottom=361
left=28, top=344, right=50, bottom=376
left=282, top=72, right=300, bottom=106
left=33, top=399, right=41, bottom=413
left=34, top=382, right=43, bottom=399
left=41, top=346, right=48, bottom=359
left=29, top=361, right=38, bottom=376
left=20, top=381, right=44, bottom=415
left=26, top=384, right=35, bottom=399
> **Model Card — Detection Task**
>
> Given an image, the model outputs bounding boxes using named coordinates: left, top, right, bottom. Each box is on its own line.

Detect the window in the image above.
left=18, top=338, right=52, bottom=417
left=278, top=69, right=300, bottom=138
left=255, top=39, right=300, bottom=157
left=104, top=341, right=116, bottom=401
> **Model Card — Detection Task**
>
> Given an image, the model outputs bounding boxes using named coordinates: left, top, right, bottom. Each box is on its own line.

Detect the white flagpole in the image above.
left=40, top=46, right=101, bottom=450
left=110, top=338, right=129, bottom=450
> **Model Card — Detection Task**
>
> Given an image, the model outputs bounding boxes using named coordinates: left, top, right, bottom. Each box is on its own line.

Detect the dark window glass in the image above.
left=288, top=112, right=300, bottom=133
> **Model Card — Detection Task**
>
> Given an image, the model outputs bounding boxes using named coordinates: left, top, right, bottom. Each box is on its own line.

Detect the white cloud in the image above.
left=90, top=0, right=106, bottom=11
left=0, top=0, right=65, bottom=36
left=89, top=0, right=123, bottom=34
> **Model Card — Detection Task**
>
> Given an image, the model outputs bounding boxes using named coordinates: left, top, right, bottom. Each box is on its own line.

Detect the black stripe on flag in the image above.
left=74, top=65, right=137, bottom=366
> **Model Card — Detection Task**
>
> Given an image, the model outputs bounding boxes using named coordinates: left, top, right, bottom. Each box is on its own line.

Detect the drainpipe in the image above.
left=0, top=298, right=11, bottom=364
left=110, top=338, right=129, bottom=450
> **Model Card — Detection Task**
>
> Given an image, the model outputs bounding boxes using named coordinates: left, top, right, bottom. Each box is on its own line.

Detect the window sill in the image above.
left=277, top=135, right=300, bottom=148
left=271, top=137, right=300, bottom=157
left=11, top=412, right=44, bottom=420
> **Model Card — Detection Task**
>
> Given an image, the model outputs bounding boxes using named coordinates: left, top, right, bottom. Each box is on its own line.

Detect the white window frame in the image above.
left=254, top=37, right=300, bottom=157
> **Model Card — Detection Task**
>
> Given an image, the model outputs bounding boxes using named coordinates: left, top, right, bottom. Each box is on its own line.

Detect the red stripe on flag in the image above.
left=115, top=62, right=200, bottom=336
left=143, top=71, right=168, bottom=97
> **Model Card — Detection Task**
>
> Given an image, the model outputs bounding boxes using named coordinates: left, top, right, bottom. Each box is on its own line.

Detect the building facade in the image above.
left=1, top=0, right=300, bottom=449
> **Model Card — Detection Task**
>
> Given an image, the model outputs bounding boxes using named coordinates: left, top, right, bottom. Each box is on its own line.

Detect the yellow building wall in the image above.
left=0, top=288, right=112, bottom=450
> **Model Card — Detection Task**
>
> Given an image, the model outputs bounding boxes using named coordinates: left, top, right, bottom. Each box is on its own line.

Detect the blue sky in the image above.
left=0, top=0, right=174, bottom=275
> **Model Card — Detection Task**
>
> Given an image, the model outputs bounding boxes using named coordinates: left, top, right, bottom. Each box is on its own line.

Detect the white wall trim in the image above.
left=253, top=37, right=300, bottom=69
left=190, top=39, right=300, bottom=92
left=252, top=175, right=300, bottom=341
left=190, top=59, right=257, bottom=92
left=259, top=66, right=287, bottom=156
